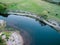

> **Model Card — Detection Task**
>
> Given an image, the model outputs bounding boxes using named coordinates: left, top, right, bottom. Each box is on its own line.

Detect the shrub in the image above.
left=0, top=36, right=6, bottom=45
left=0, top=2, right=7, bottom=14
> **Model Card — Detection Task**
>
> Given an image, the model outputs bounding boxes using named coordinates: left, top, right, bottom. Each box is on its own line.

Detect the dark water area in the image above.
left=0, top=14, right=60, bottom=45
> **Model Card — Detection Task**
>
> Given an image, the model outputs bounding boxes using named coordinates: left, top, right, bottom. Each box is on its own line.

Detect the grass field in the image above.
left=0, top=0, right=60, bottom=22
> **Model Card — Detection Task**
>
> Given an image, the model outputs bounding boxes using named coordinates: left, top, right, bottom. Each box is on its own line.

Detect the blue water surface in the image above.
left=0, top=15, right=60, bottom=45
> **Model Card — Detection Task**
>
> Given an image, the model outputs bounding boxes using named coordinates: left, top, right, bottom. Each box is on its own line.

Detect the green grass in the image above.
left=0, top=0, right=60, bottom=22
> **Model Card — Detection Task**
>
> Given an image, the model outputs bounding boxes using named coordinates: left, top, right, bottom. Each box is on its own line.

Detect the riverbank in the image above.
left=8, top=11, right=60, bottom=32
left=0, top=0, right=60, bottom=32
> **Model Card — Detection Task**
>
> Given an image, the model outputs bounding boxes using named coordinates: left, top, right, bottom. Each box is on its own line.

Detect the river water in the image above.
left=0, top=14, right=60, bottom=45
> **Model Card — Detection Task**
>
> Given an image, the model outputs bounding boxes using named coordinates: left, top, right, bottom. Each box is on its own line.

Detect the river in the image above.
left=0, top=14, right=60, bottom=45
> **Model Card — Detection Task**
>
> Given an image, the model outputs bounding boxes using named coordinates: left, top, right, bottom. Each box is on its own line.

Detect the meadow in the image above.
left=0, top=0, right=60, bottom=22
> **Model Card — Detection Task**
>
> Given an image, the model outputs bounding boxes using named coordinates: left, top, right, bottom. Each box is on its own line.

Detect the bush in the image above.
left=0, top=2, right=7, bottom=14
left=41, top=15, right=48, bottom=19
left=0, top=36, right=6, bottom=45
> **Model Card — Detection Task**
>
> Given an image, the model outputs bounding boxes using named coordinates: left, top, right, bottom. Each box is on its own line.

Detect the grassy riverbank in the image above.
left=0, top=0, right=60, bottom=22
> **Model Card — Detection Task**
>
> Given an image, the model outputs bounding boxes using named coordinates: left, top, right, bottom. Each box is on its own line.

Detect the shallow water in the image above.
left=0, top=14, right=60, bottom=45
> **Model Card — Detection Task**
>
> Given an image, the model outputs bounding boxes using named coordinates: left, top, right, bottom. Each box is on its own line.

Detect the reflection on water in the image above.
left=0, top=15, right=60, bottom=45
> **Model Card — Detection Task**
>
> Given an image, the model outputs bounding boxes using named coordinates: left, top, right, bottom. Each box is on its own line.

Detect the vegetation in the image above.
left=0, top=2, right=7, bottom=14
left=0, top=36, right=6, bottom=45
left=3, top=32, right=11, bottom=41
left=43, top=0, right=60, bottom=5
left=41, top=15, right=48, bottom=20
left=0, top=0, right=60, bottom=22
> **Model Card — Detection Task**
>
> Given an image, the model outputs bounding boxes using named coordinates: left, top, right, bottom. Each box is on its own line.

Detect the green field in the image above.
left=0, top=0, right=60, bottom=22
